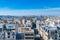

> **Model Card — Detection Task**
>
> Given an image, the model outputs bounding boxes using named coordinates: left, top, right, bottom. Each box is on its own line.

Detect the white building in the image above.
left=57, top=26, right=60, bottom=40
left=3, top=24, right=16, bottom=39
left=0, top=23, right=4, bottom=39
left=36, top=20, right=59, bottom=40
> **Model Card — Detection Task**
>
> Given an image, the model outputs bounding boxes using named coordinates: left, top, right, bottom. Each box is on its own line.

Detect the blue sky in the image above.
left=0, top=0, right=60, bottom=9
left=0, top=0, right=60, bottom=16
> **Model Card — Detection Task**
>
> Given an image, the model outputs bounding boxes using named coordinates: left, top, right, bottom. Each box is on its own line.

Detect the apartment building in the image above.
left=3, top=24, right=16, bottom=40
left=36, top=20, right=40, bottom=32
left=34, top=34, right=40, bottom=40
left=39, top=25, right=58, bottom=40
left=57, top=26, right=60, bottom=40
left=16, top=24, right=34, bottom=40
left=16, top=24, right=25, bottom=40
left=0, top=23, right=4, bottom=39
left=20, top=19, right=25, bottom=24
left=24, top=27, right=34, bottom=40
left=36, top=20, right=59, bottom=40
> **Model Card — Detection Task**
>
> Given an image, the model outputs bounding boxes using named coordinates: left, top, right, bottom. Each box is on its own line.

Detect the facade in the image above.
left=16, top=24, right=24, bottom=40
left=36, top=20, right=60, bottom=40
left=24, top=27, right=34, bottom=40
left=57, top=26, right=60, bottom=40
left=34, top=34, right=40, bottom=40
left=0, top=23, right=4, bottom=39
left=17, top=24, right=34, bottom=40
left=17, top=24, right=25, bottom=33
left=3, top=24, right=16, bottom=39
left=39, top=26, right=57, bottom=40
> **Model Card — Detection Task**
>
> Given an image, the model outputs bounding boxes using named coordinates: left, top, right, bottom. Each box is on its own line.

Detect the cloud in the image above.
left=0, top=8, right=60, bottom=16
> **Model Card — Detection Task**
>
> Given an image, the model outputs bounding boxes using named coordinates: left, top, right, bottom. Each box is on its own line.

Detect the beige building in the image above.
left=39, top=26, right=57, bottom=40
left=24, top=27, right=34, bottom=40
left=17, top=24, right=34, bottom=40
left=36, top=20, right=58, bottom=40
left=21, top=19, right=25, bottom=24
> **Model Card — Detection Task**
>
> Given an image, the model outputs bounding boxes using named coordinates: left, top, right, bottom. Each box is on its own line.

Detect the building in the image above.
left=16, top=24, right=25, bottom=40
left=3, top=24, right=16, bottom=40
left=0, top=23, right=4, bottom=39
left=36, top=20, right=59, bottom=40
left=39, top=25, right=58, bottom=40
left=16, top=24, right=34, bottom=40
left=24, top=27, right=34, bottom=40
left=34, top=34, right=40, bottom=40
left=57, top=26, right=60, bottom=40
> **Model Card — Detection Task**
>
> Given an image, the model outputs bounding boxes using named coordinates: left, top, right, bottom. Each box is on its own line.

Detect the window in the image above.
left=25, top=28, right=29, bottom=31
left=12, top=32, right=15, bottom=35
left=57, top=27, right=60, bottom=30
left=8, top=26, right=12, bottom=29
left=13, top=36, right=14, bottom=38
left=8, top=36, right=10, bottom=38
left=8, top=32, right=10, bottom=35
left=0, top=28, right=2, bottom=32
left=25, top=34, right=34, bottom=36
left=25, top=37, right=34, bottom=39
left=55, top=37, right=57, bottom=39
left=34, top=29, right=38, bottom=34
left=55, top=30, right=57, bottom=33
left=46, top=29, right=47, bottom=32
left=48, top=30, right=49, bottom=33
left=51, top=32, right=54, bottom=36
left=26, top=25, right=31, bottom=27
left=59, top=33, right=60, bottom=37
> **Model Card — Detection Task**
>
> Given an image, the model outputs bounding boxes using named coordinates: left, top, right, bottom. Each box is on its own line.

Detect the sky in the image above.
left=0, top=0, right=60, bottom=16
